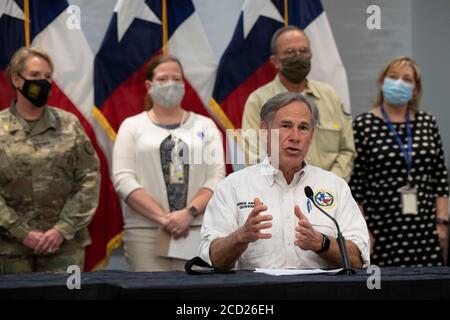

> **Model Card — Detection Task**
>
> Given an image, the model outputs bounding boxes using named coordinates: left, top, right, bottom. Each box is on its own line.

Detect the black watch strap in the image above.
left=188, top=206, right=199, bottom=218
left=436, top=218, right=449, bottom=226
left=315, top=233, right=330, bottom=254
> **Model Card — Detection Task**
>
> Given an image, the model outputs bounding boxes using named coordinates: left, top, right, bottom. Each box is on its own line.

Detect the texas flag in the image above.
left=211, top=0, right=350, bottom=129
left=0, top=0, right=123, bottom=271
left=94, top=0, right=211, bottom=135
left=0, top=0, right=24, bottom=108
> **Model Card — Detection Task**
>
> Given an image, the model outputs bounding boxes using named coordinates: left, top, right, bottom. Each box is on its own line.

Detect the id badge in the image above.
left=398, top=185, right=418, bottom=215
left=169, top=162, right=184, bottom=184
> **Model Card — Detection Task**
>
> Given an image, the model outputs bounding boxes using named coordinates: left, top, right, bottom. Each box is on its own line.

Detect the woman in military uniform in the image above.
left=0, top=47, right=100, bottom=273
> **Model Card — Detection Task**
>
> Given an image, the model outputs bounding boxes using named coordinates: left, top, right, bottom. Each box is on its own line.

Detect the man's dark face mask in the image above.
left=280, top=55, right=311, bottom=84
left=18, top=74, right=51, bottom=107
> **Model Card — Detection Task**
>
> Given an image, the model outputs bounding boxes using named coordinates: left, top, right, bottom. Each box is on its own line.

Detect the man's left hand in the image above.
left=34, top=228, right=65, bottom=255
left=294, top=205, right=323, bottom=252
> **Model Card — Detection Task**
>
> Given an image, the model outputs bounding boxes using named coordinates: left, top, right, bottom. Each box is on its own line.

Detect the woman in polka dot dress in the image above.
left=350, top=56, right=449, bottom=267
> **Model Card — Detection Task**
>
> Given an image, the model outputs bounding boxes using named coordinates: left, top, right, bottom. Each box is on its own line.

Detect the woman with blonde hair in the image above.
left=0, top=47, right=100, bottom=273
left=350, top=56, right=449, bottom=266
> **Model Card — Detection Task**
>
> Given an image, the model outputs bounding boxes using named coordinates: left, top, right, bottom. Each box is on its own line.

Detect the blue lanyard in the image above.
left=381, top=106, right=413, bottom=173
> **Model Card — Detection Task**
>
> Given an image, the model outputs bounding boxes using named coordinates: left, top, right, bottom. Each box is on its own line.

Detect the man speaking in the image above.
left=199, top=92, right=369, bottom=270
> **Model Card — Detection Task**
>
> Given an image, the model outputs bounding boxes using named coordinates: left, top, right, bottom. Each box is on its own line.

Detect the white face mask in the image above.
left=149, top=80, right=185, bottom=108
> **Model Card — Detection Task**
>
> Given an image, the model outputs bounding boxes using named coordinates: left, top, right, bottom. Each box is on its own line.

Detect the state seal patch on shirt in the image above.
left=314, top=190, right=336, bottom=209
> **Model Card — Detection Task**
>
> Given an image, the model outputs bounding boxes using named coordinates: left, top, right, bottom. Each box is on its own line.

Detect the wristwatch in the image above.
left=436, top=218, right=449, bottom=226
left=315, top=233, right=331, bottom=254
left=188, top=206, right=199, bottom=218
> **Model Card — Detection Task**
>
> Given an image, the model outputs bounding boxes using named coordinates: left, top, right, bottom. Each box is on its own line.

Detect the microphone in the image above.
left=304, top=186, right=355, bottom=275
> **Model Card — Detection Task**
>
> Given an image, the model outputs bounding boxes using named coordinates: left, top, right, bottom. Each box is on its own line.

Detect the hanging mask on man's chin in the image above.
left=280, top=55, right=311, bottom=84
left=19, top=76, right=51, bottom=108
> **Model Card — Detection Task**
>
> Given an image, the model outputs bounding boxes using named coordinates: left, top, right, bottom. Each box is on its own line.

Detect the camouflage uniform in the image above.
left=0, top=102, right=100, bottom=273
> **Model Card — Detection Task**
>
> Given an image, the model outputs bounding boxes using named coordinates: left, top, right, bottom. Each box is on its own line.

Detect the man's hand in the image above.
left=294, top=205, right=323, bottom=252
left=34, top=228, right=64, bottom=255
left=164, top=209, right=193, bottom=239
left=22, top=231, right=44, bottom=250
left=236, top=198, right=272, bottom=244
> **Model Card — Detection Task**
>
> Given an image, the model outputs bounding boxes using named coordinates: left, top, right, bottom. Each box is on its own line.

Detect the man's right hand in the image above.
left=236, top=197, right=272, bottom=244
left=22, top=231, right=44, bottom=250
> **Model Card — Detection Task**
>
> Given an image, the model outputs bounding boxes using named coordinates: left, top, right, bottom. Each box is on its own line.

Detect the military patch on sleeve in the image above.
left=314, top=190, right=336, bottom=209
left=84, top=141, right=95, bottom=155
left=341, top=103, right=352, bottom=117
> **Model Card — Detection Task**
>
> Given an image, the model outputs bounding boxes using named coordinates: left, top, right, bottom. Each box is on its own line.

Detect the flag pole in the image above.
left=162, top=0, right=168, bottom=54
left=284, top=0, right=288, bottom=26
left=24, top=0, right=30, bottom=47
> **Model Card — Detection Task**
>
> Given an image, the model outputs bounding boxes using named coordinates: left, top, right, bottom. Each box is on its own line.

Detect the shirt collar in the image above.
left=303, top=80, right=321, bottom=100
left=8, top=100, right=57, bottom=135
left=274, top=75, right=321, bottom=100
left=261, top=157, right=308, bottom=187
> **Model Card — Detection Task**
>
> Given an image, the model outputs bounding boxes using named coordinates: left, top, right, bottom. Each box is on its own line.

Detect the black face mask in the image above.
left=18, top=75, right=51, bottom=107
left=280, top=55, right=311, bottom=84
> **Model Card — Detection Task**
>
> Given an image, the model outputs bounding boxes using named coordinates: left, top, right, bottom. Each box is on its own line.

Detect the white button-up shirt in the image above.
left=200, top=158, right=370, bottom=269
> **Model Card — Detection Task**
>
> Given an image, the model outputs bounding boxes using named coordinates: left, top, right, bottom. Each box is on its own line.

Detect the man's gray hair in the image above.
left=260, top=92, right=319, bottom=127
left=270, top=25, right=309, bottom=54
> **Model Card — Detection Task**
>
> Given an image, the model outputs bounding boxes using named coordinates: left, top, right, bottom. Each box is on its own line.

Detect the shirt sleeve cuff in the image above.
left=9, top=221, right=31, bottom=241
left=202, top=179, right=218, bottom=192
left=116, top=179, right=142, bottom=200
left=199, top=231, right=227, bottom=266
left=347, top=236, right=370, bottom=268
left=54, top=221, right=76, bottom=240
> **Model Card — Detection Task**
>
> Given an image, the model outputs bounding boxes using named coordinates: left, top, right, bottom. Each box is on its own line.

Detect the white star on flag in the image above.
left=0, top=0, right=24, bottom=21
left=114, top=0, right=161, bottom=42
left=242, top=0, right=283, bottom=39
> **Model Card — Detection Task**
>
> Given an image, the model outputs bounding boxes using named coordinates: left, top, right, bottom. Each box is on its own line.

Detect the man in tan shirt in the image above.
left=242, top=26, right=355, bottom=182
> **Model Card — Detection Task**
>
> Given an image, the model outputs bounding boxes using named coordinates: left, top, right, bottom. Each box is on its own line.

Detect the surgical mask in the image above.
left=382, top=78, right=414, bottom=107
left=280, top=55, right=311, bottom=84
left=149, top=80, right=185, bottom=108
left=18, top=75, right=51, bottom=107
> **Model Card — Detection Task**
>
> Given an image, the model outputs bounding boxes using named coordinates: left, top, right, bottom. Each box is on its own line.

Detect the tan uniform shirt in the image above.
left=241, top=75, right=356, bottom=182
left=0, top=103, right=100, bottom=255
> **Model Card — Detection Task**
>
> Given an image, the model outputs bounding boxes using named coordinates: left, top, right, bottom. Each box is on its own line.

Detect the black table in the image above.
left=0, top=267, right=449, bottom=300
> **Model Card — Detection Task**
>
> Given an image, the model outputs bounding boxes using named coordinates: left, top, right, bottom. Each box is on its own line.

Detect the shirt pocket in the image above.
left=315, top=125, right=341, bottom=154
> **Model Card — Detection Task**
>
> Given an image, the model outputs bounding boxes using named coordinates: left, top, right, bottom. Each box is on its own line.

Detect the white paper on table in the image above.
left=254, top=268, right=344, bottom=276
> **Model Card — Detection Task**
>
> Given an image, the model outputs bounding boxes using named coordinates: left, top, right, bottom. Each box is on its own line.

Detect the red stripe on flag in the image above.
left=98, top=64, right=150, bottom=133
left=0, top=71, right=17, bottom=109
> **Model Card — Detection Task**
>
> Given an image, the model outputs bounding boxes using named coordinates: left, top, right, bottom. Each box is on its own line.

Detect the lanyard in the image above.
left=381, top=106, right=413, bottom=173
